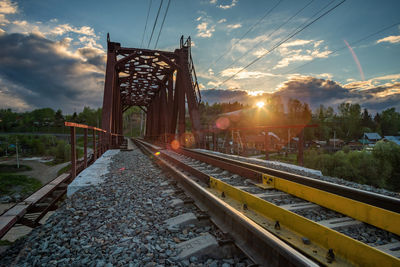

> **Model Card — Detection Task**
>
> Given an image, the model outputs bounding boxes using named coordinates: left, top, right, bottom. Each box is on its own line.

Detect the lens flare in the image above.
left=215, top=117, right=230, bottom=130
left=154, top=151, right=161, bottom=156
left=344, top=39, right=365, bottom=81
left=171, top=140, right=180, bottom=150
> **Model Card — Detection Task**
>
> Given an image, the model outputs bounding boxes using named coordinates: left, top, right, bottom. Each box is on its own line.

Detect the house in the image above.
left=383, top=136, right=400, bottom=146
left=347, top=140, right=363, bottom=150
left=328, top=138, right=344, bottom=148
left=310, top=140, right=327, bottom=148
left=362, top=132, right=382, bottom=144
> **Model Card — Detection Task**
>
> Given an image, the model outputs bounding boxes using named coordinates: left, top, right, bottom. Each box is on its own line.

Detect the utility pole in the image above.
left=334, top=131, right=336, bottom=150
left=16, top=137, right=20, bottom=169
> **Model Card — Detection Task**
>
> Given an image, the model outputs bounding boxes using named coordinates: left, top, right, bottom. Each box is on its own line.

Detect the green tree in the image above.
left=380, top=108, right=400, bottom=136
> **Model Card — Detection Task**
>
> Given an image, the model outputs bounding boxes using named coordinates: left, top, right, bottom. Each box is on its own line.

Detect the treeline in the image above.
left=0, top=107, right=102, bottom=133
left=305, top=141, right=400, bottom=190
left=0, top=135, right=71, bottom=163
left=199, top=98, right=400, bottom=142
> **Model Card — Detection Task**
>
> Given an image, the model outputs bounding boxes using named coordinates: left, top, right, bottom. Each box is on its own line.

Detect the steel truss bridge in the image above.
left=101, top=34, right=202, bottom=146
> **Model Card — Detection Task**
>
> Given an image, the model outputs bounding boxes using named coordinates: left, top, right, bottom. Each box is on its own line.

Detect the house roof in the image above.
left=384, top=136, right=400, bottom=145
left=363, top=132, right=382, bottom=140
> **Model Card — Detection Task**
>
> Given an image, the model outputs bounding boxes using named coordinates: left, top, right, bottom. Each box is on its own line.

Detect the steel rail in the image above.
left=134, top=138, right=318, bottom=267
left=182, top=148, right=400, bottom=213
left=136, top=139, right=400, bottom=266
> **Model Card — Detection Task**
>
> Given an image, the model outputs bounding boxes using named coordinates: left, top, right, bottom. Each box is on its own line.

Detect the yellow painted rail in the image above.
left=262, top=174, right=400, bottom=236
left=210, top=177, right=400, bottom=267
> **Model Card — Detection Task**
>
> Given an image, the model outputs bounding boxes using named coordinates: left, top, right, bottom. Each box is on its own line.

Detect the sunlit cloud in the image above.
left=220, top=67, right=276, bottom=79
left=281, top=39, right=312, bottom=47
left=227, top=23, right=241, bottom=30
left=0, top=0, right=17, bottom=14
left=376, top=35, right=400, bottom=44
left=196, top=22, right=215, bottom=38
left=218, top=18, right=226, bottom=23
left=274, top=39, right=330, bottom=69
left=218, top=0, right=238, bottom=9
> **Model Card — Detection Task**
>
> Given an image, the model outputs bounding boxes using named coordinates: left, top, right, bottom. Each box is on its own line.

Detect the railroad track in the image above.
left=134, top=138, right=400, bottom=267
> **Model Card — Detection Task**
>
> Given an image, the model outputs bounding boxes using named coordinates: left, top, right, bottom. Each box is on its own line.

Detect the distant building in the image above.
left=383, top=136, right=400, bottom=146
left=361, top=132, right=382, bottom=145
left=347, top=140, right=363, bottom=150
left=329, top=138, right=344, bottom=148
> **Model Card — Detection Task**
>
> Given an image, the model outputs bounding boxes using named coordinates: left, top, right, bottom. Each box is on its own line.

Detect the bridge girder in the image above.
left=101, top=35, right=203, bottom=146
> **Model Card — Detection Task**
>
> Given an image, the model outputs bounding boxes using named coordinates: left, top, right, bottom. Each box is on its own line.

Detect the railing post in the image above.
left=93, top=129, right=97, bottom=160
left=298, top=129, right=304, bottom=166
left=84, top=128, right=88, bottom=168
left=71, top=126, right=76, bottom=179
left=265, top=128, right=269, bottom=160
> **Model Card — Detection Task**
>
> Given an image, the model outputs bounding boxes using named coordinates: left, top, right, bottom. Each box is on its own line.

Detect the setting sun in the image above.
left=256, top=101, right=265, bottom=108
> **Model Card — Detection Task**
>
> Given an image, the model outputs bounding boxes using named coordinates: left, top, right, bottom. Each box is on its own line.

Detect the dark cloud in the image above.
left=0, top=32, right=105, bottom=113
left=201, top=77, right=400, bottom=113
left=275, top=76, right=400, bottom=113
left=200, top=89, right=253, bottom=104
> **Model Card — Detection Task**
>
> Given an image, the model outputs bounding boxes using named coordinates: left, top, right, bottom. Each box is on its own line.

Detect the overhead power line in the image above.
left=217, top=0, right=347, bottom=87
left=279, top=21, right=400, bottom=76
left=147, top=0, right=164, bottom=48
left=140, top=0, right=153, bottom=48
left=154, top=0, right=171, bottom=49
left=205, top=0, right=283, bottom=72
left=222, top=0, right=316, bottom=72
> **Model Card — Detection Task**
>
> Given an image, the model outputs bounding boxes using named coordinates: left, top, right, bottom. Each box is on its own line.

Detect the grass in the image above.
left=0, top=164, right=32, bottom=173
left=0, top=240, right=13, bottom=246
left=0, top=173, right=42, bottom=196
left=268, top=153, right=298, bottom=164
left=57, top=163, right=71, bottom=176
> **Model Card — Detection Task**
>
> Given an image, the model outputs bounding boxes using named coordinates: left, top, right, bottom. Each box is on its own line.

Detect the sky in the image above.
left=0, top=0, right=399, bottom=114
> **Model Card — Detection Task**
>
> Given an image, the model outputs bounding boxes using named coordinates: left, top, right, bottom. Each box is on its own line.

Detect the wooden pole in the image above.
left=84, top=128, right=88, bottom=168
left=71, top=127, right=76, bottom=179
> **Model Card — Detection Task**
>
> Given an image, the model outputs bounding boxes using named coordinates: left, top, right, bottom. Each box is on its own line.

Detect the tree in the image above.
left=380, top=108, right=400, bottom=136
left=337, top=103, right=362, bottom=141
left=54, top=109, right=64, bottom=127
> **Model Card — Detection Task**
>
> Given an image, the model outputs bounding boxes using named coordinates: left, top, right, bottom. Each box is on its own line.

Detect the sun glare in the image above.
left=256, top=101, right=265, bottom=108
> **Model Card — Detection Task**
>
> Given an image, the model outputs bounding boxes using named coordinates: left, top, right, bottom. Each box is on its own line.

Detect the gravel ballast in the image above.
left=0, top=146, right=250, bottom=267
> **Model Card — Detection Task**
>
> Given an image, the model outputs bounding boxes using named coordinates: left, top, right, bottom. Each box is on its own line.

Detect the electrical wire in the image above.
left=140, top=0, right=153, bottom=48
left=279, top=21, right=400, bottom=76
left=217, top=0, right=346, bottom=87
left=147, top=0, right=164, bottom=48
left=222, top=0, right=316, bottom=72
left=154, top=0, right=171, bottom=49
left=205, top=0, right=283, bottom=72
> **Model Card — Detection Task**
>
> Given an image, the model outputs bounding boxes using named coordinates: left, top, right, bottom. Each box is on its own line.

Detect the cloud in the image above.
left=376, top=35, right=400, bottom=44
left=218, top=18, right=226, bottom=23
left=50, top=24, right=96, bottom=37
left=196, top=22, right=215, bottom=38
left=221, top=67, right=276, bottom=79
left=227, top=23, right=241, bottom=30
left=218, top=0, right=238, bottom=9
left=0, top=32, right=106, bottom=113
left=201, top=74, right=400, bottom=113
left=201, top=89, right=251, bottom=104
left=281, top=39, right=312, bottom=47
left=274, top=39, right=330, bottom=69
left=210, top=0, right=217, bottom=4
left=0, top=14, right=9, bottom=25
left=275, top=75, right=400, bottom=112
left=0, top=0, right=17, bottom=14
